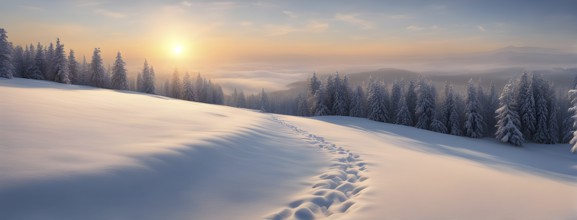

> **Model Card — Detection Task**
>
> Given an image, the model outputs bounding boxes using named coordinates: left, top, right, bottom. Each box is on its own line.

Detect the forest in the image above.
left=1, top=28, right=577, bottom=150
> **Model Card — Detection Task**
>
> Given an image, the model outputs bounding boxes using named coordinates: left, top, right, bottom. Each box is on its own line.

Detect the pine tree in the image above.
left=27, top=43, right=45, bottom=80
left=141, top=60, right=155, bottom=94
left=195, top=73, right=206, bottom=102
left=367, top=80, right=389, bottom=122
left=136, top=73, right=143, bottom=92
left=0, top=28, right=14, bottom=78
left=532, top=74, right=550, bottom=143
left=89, top=48, right=106, bottom=88
left=296, top=94, right=310, bottom=116
left=441, top=82, right=461, bottom=136
left=390, top=81, right=402, bottom=117
left=12, top=45, right=24, bottom=77
left=44, top=42, right=55, bottom=80
left=349, top=86, right=365, bottom=118
left=464, top=79, right=485, bottom=138
left=495, top=80, right=524, bottom=146
left=313, top=87, right=330, bottom=116
left=547, top=90, right=559, bottom=144
left=516, top=72, right=536, bottom=139
left=325, top=74, right=336, bottom=114
left=431, top=118, right=448, bottom=134
left=170, top=69, right=182, bottom=99
left=406, top=80, right=418, bottom=125
left=395, top=95, right=413, bottom=126
left=415, top=78, right=436, bottom=130
left=570, top=87, right=577, bottom=152
left=183, top=72, right=195, bottom=101
left=52, top=38, right=69, bottom=84
left=309, top=72, right=321, bottom=97
left=260, top=88, right=269, bottom=112
left=79, top=56, right=88, bottom=85
left=68, top=50, right=79, bottom=84
left=486, top=82, right=499, bottom=135
left=237, top=90, right=246, bottom=108
left=110, top=52, right=128, bottom=90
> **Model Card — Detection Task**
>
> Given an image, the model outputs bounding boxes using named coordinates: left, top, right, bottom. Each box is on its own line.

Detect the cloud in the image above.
left=94, top=9, right=126, bottom=19
left=306, top=21, right=329, bottom=32
left=19, top=5, right=44, bottom=11
left=211, top=1, right=237, bottom=9
left=265, top=21, right=329, bottom=36
left=282, top=10, right=297, bottom=18
left=477, top=25, right=486, bottom=32
left=387, top=14, right=411, bottom=20
left=335, top=13, right=373, bottom=30
left=181, top=1, right=192, bottom=7
left=406, top=25, right=440, bottom=31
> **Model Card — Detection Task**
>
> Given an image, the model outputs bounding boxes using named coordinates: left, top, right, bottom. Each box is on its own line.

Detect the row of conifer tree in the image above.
left=0, top=28, right=224, bottom=105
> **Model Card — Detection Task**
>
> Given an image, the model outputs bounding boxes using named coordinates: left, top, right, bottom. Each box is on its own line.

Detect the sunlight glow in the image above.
left=173, top=44, right=183, bottom=56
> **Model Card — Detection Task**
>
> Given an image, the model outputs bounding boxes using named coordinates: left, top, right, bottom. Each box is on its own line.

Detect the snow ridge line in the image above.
left=266, top=115, right=369, bottom=220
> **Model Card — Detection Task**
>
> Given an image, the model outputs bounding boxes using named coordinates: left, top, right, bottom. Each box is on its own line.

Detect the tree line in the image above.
left=1, top=28, right=577, bottom=151
left=0, top=28, right=224, bottom=105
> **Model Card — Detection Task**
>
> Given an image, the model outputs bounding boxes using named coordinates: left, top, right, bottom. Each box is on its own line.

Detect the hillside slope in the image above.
left=1, top=78, right=576, bottom=220
left=0, top=78, right=331, bottom=220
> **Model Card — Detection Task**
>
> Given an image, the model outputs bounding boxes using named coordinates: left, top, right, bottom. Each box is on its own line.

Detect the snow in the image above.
left=1, top=78, right=576, bottom=220
left=0, top=78, right=329, bottom=220
left=279, top=115, right=577, bottom=220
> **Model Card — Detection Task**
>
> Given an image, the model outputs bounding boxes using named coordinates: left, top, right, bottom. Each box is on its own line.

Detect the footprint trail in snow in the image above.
left=266, top=115, right=369, bottom=220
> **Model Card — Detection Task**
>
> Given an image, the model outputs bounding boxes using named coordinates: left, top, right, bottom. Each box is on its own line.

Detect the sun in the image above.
left=172, top=44, right=183, bottom=56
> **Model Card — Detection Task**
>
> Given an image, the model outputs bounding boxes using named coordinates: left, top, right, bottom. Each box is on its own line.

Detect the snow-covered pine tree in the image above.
left=390, top=80, right=402, bottom=117
left=110, top=52, right=128, bottom=90
left=44, top=42, right=55, bottom=80
left=136, top=73, right=143, bottom=92
left=170, top=69, right=182, bottom=99
left=516, top=72, right=536, bottom=139
left=141, top=61, right=155, bottom=94
left=237, top=91, right=246, bottom=108
left=296, top=94, right=310, bottom=116
left=79, top=56, right=88, bottom=85
left=570, top=87, right=577, bottom=152
left=12, top=45, right=24, bottom=77
left=464, top=79, right=485, bottom=138
left=68, top=50, right=79, bottom=84
left=431, top=118, right=448, bottom=134
left=333, top=79, right=348, bottom=116
left=395, top=95, right=413, bottom=126
left=325, top=74, right=336, bottom=114
left=349, top=85, right=365, bottom=118
left=367, top=80, right=389, bottom=122
left=0, top=28, right=14, bottom=78
left=309, top=72, right=321, bottom=97
left=405, top=80, right=418, bottom=125
left=52, top=38, right=70, bottom=84
left=495, top=80, right=524, bottom=146
left=440, top=82, right=462, bottom=136
left=532, top=74, right=550, bottom=143
left=486, top=82, right=499, bottom=135
left=415, top=78, right=436, bottom=130
left=313, top=87, right=330, bottom=116
left=28, top=43, right=45, bottom=80
left=89, top=48, right=106, bottom=88
left=260, top=88, right=269, bottom=112
left=183, top=72, right=195, bottom=101
left=547, top=88, right=559, bottom=144
left=195, top=73, right=206, bottom=102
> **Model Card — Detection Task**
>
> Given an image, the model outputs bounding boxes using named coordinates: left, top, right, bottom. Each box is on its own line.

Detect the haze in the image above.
left=2, top=0, right=577, bottom=92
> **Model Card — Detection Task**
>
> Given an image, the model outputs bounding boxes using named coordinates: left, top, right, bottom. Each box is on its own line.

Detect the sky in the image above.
left=1, top=0, right=577, bottom=92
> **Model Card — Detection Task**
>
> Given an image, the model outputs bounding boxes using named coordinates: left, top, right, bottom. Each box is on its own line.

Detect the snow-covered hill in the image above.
left=1, top=78, right=576, bottom=220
